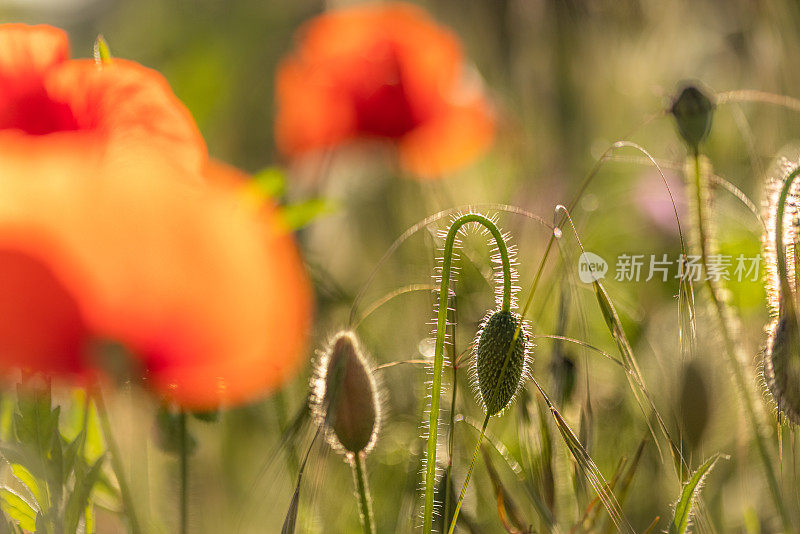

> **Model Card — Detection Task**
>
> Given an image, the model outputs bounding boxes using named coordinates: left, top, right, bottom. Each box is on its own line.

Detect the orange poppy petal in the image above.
left=399, top=98, right=495, bottom=178
left=0, top=24, right=68, bottom=96
left=79, top=158, right=310, bottom=408
left=43, top=59, right=207, bottom=175
left=0, top=150, right=311, bottom=408
left=0, top=25, right=206, bottom=176
left=275, top=56, right=356, bottom=155
left=275, top=2, right=494, bottom=177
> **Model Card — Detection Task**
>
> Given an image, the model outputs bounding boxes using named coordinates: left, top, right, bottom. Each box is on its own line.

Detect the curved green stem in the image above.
left=443, top=297, right=458, bottom=531
left=352, top=452, right=375, bottom=534
left=92, top=388, right=142, bottom=534
left=691, top=153, right=790, bottom=528
left=423, top=213, right=512, bottom=533
left=446, top=416, right=489, bottom=534
left=774, top=166, right=800, bottom=306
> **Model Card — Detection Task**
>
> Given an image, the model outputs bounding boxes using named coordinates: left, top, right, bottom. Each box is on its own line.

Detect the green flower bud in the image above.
left=475, top=310, right=530, bottom=416
left=311, top=331, right=381, bottom=455
left=670, top=83, right=715, bottom=153
left=764, top=307, right=800, bottom=424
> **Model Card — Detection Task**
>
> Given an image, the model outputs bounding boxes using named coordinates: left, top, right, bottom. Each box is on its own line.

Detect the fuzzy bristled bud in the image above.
left=310, top=331, right=381, bottom=455
left=474, top=310, right=530, bottom=416
left=762, top=157, right=800, bottom=424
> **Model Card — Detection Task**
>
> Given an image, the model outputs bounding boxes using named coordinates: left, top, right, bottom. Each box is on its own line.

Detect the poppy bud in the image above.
left=764, top=307, right=800, bottom=423
left=762, top=157, right=800, bottom=423
left=310, top=331, right=381, bottom=455
left=474, top=310, right=530, bottom=416
left=670, top=83, right=715, bottom=154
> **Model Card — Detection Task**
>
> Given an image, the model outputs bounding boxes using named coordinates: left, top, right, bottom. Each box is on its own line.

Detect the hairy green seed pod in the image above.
left=475, top=310, right=529, bottom=416
left=670, top=83, right=715, bottom=153
left=764, top=307, right=800, bottom=423
left=757, top=158, right=800, bottom=532
left=762, top=157, right=800, bottom=424
left=310, top=331, right=381, bottom=455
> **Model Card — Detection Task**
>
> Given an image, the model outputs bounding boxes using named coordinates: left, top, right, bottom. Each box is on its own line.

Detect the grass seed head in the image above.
left=670, top=83, right=714, bottom=153
left=474, top=309, right=530, bottom=416
left=310, top=331, right=381, bottom=455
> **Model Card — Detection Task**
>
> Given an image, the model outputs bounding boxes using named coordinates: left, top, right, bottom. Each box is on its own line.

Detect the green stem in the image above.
left=691, top=153, right=790, bottom=528
left=352, top=452, right=375, bottom=534
left=93, top=388, right=142, bottom=534
left=444, top=290, right=459, bottom=529
left=443, top=351, right=458, bottom=529
left=179, top=410, right=189, bottom=534
left=774, top=166, right=800, bottom=306
left=446, top=416, right=489, bottom=534
left=423, top=213, right=512, bottom=532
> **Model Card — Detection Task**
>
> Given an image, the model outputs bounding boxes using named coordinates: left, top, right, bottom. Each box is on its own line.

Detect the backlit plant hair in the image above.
left=310, top=331, right=381, bottom=534
left=422, top=211, right=531, bottom=533
left=762, top=158, right=800, bottom=424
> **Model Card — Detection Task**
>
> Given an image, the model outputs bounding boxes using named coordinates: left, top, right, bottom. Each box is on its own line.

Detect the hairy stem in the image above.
left=690, top=153, right=789, bottom=528
left=352, top=452, right=375, bottom=534
left=443, top=297, right=458, bottom=531
left=447, top=416, right=489, bottom=534
left=774, top=167, right=800, bottom=306
left=423, top=213, right=512, bottom=533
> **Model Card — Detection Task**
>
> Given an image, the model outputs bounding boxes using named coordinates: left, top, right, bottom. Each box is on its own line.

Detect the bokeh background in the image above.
left=3, top=0, right=800, bottom=532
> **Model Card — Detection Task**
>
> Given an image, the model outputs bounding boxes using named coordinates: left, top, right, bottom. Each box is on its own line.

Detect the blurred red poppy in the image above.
left=275, top=2, right=495, bottom=179
left=0, top=24, right=206, bottom=175
left=0, top=24, right=312, bottom=408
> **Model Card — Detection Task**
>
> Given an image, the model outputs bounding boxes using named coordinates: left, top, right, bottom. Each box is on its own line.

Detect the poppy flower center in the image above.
left=351, top=44, right=419, bottom=138
left=0, top=86, right=80, bottom=135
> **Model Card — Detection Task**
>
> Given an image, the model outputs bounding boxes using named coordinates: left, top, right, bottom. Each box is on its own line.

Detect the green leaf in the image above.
left=1, top=487, right=38, bottom=532
left=251, top=167, right=286, bottom=198
left=0, top=443, right=41, bottom=480
left=93, top=35, right=113, bottom=65
left=83, top=404, right=105, bottom=465
left=279, top=198, right=336, bottom=230
left=14, top=382, right=59, bottom=457
left=669, top=453, right=726, bottom=534
left=10, top=464, right=43, bottom=510
left=48, top=426, right=64, bottom=508
left=65, top=456, right=105, bottom=533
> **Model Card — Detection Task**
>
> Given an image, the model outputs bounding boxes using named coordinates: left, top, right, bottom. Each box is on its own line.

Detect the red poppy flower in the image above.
left=0, top=23, right=206, bottom=175
left=275, top=2, right=495, bottom=179
left=0, top=24, right=312, bottom=408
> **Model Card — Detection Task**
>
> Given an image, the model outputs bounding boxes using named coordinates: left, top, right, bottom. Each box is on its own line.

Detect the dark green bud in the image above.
left=475, top=310, right=529, bottom=416
left=670, top=83, right=715, bottom=153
